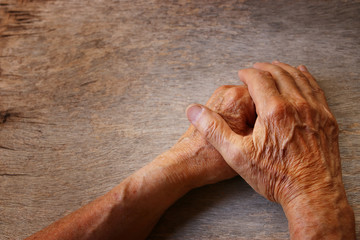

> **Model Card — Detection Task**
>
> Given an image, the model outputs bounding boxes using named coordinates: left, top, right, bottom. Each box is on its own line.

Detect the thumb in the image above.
left=186, top=104, right=244, bottom=161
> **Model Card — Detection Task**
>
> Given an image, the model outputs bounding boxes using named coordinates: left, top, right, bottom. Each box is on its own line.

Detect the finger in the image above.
left=272, top=61, right=316, bottom=103
left=297, top=65, right=329, bottom=107
left=298, top=65, right=320, bottom=89
left=238, top=68, right=281, bottom=116
left=253, top=62, right=304, bottom=101
left=186, top=103, right=247, bottom=163
left=211, top=86, right=256, bottom=135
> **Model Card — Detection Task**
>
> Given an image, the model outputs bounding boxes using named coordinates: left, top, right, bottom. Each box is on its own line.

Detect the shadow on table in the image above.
left=148, top=176, right=260, bottom=239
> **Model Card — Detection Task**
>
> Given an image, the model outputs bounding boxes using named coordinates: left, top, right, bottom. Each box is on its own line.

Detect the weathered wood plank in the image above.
left=0, top=0, right=359, bottom=239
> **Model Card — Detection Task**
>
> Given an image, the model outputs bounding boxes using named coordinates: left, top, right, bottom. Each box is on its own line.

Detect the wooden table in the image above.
left=1, top=0, right=359, bottom=239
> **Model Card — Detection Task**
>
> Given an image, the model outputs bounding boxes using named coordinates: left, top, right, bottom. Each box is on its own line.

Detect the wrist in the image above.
left=155, top=139, right=212, bottom=191
left=151, top=126, right=236, bottom=192
left=165, top=132, right=233, bottom=189
left=282, top=186, right=355, bottom=240
left=117, top=155, right=193, bottom=212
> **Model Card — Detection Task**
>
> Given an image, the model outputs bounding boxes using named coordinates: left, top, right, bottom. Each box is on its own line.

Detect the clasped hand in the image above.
left=27, top=61, right=355, bottom=240
left=180, top=61, right=354, bottom=239
left=186, top=62, right=341, bottom=205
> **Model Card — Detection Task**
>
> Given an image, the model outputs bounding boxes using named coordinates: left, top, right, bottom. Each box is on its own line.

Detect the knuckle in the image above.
left=215, top=85, right=232, bottom=93
left=238, top=68, right=251, bottom=77
left=294, top=72, right=310, bottom=84
left=313, top=87, right=325, bottom=96
left=332, top=118, right=340, bottom=135
left=218, top=87, right=253, bottom=123
left=294, top=101, right=318, bottom=126
left=266, top=99, right=291, bottom=121
left=273, top=67, right=291, bottom=78
left=323, top=107, right=339, bottom=134
left=257, top=70, right=273, bottom=79
left=303, top=88, right=315, bottom=97
left=225, top=86, right=245, bottom=99
left=292, top=70, right=304, bottom=79
left=238, top=69, right=245, bottom=75
left=241, top=68, right=274, bottom=83
left=295, top=100, right=312, bottom=113
left=327, top=112, right=337, bottom=124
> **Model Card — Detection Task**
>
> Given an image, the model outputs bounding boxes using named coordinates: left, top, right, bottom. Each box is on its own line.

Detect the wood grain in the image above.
left=0, top=0, right=359, bottom=239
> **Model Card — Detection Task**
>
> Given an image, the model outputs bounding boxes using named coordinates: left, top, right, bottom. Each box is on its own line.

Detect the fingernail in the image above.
left=186, top=104, right=203, bottom=123
left=299, top=65, right=308, bottom=72
left=272, top=60, right=280, bottom=64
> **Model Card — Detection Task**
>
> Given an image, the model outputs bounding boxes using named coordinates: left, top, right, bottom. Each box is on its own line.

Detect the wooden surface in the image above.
left=0, top=0, right=359, bottom=239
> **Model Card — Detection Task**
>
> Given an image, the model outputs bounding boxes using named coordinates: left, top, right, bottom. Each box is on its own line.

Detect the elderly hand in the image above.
left=186, top=62, right=355, bottom=239
left=28, top=84, right=257, bottom=240
left=164, top=85, right=255, bottom=189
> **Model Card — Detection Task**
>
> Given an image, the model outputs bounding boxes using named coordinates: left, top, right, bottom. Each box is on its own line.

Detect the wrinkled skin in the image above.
left=168, top=85, right=255, bottom=188
left=237, top=63, right=342, bottom=205
left=25, top=85, right=256, bottom=240
left=26, top=62, right=355, bottom=240
left=26, top=85, right=257, bottom=240
left=187, top=62, right=355, bottom=239
left=188, top=62, right=342, bottom=204
left=232, top=68, right=342, bottom=205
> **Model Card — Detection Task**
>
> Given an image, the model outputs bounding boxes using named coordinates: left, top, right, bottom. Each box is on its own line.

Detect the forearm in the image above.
left=283, top=187, right=355, bottom=240
left=26, top=152, right=193, bottom=240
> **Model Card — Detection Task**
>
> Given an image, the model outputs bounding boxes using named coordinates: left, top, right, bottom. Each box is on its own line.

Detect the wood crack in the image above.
left=0, top=145, right=15, bottom=150
left=80, top=80, right=98, bottom=87
left=0, top=112, right=10, bottom=123
left=0, top=173, right=29, bottom=177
